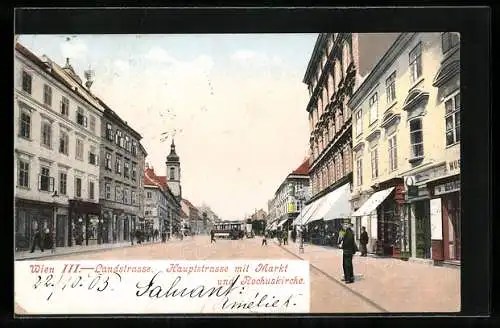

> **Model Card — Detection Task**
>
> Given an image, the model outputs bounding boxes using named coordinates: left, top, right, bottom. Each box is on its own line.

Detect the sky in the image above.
left=18, top=34, right=317, bottom=220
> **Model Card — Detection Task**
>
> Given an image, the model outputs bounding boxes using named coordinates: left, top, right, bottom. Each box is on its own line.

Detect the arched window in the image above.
left=169, top=167, right=175, bottom=180
left=334, top=59, right=342, bottom=91
left=327, top=72, right=334, bottom=100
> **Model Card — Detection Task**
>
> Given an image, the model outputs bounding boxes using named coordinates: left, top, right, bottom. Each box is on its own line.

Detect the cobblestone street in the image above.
left=18, top=236, right=460, bottom=314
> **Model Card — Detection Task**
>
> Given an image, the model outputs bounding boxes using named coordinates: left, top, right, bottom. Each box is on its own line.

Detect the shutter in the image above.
left=38, top=174, right=42, bottom=190
left=50, top=177, right=55, bottom=192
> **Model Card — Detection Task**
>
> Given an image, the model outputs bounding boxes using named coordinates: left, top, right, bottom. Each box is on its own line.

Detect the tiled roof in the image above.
left=291, top=158, right=310, bottom=176
left=144, top=167, right=169, bottom=192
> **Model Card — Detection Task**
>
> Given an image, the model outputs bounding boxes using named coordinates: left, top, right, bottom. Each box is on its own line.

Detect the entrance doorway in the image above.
left=414, top=200, right=431, bottom=259
left=446, top=192, right=461, bottom=260
left=56, top=214, right=67, bottom=247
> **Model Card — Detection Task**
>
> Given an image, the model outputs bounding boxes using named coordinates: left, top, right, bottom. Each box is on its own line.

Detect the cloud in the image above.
left=144, top=46, right=177, bottom=64
left=60, top=40, right=88, bottom=60
left=230, top=49, right=282, bottom=66
left=114, top=59, right=130, bottom=72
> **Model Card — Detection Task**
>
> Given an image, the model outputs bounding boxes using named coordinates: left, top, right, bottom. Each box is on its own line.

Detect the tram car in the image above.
left=213, top=221, right=245, bottom=240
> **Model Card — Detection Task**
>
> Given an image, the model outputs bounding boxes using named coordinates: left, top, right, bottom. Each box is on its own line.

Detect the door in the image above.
left=447, top=193, right=461, bottom=260
left=56, top=215, right=66, bottom=247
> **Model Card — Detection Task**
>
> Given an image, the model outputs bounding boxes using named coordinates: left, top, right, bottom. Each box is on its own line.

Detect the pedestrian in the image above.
left=210, top=229, right=216, bottom=243
left=262, top=231, right=267, bottom=246
left=283, top=229, right=288, bottom=245
left=360, top=226, right=369, bottom=256
left=341, top=223, right=358, bottom=284
left=44, top=228, right=53, bottom=252
left=30, top=228, right=44, bottom=253
left=130, top=231, right=134, bottom=245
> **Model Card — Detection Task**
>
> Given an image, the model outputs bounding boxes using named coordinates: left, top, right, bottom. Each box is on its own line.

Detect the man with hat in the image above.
left=341, top=222, right=358, bottom=284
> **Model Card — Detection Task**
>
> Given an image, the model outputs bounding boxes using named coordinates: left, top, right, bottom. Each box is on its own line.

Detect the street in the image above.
left=19, top=236, right=460, bottom=314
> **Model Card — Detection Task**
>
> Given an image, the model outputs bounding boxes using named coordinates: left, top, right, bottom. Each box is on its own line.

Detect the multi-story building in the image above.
left=98, top=102, right=146, bottom=243
left=144, top=164, right=178, bottom=234
left=197, top=203, right=219, bottom=234
left=181, top=199, right=201, bottom=233
left=270, top=159, right=311, bottom=232
left=348, top=32, right=460, bottom=262
left=298, top=33, right=399, bottom=238
left=14, top=43, right=103, bottom=251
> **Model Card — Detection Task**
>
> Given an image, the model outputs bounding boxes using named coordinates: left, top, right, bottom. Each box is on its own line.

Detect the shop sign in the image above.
left=434, top=179, right=460, bottom=196
left=287, top=202, right=297, bottom=213
left=447, top=159, right=461, bottom=174
left=430, top=198, right=443, bottom=240
left=414, top=164, right=447, bottom=183
left=404, top=176, right=419, bottom=198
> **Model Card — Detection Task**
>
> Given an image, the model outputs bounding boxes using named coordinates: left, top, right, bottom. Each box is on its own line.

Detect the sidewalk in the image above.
left=15, top=239, right=163, bottom=260
left=275, top=240, right=460, bottom=313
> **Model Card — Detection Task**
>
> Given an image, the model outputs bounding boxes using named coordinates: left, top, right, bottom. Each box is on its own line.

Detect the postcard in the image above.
left=14, top=32, right=460, bottom=315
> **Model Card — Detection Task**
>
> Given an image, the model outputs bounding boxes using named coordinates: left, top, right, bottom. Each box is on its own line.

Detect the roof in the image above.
left=182, top=198, right=197, bottom=209
left=291, top=158, right=310, bottom=176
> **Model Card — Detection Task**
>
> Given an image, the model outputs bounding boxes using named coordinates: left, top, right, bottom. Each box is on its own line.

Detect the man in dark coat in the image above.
left=210, top=229, right=216, bottom=243
left=341, top=223, right=358, bottom=284
left=30, top=228, right=44, bottom=253
left=360, top=226, right=369, bottom=256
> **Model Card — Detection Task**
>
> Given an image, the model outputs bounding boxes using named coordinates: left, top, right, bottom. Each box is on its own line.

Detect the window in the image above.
left=132, top=141, right=137, bottom=156
left=334, top=61, right=342, bottom=90
left=147, top=191, right=152, bottom=199
left=20, top=111, right=31, bottom=139
left=41, top=122, right=52, bottom=148
left=386, top=71, right=396, bottom=104
left=356, top=155, right=363, bottom=186
left=355, top=109, right=363, bottom=136
left=61, top=97, right=69, bottom=116
left=39, top=167, right=54, bottom=192
left=75, top=177, right=82, bottom=198
left=18, top=160, right=30, bottom=188
left=115, top=156, right=122, bottom=174
left=42, top=84, right=53, bottom=107
left=105, top=153, right=112, bottom=170
left=369, top=92, right=378, bottom=125
left=105, top=183, right=111, bottom=200
left=115, top=130, right=123, bottom=146
left=75, top=138, right=84, bottom=160
left=409, top=43, right=422, bottom=84
left=89, top=145, right=97, bottom=165
left=76, top=107, right=88, bottom=127
left=115, top=186, right=121, bottom=202
left=371, top=147, right=379, bottom=179
left=442, top=32, right=459, bottom=54
left=106, top=123, right=113, bottom=141
left=131, top=163, right=137, bottom=181
left=59, top=172, right=67, bottom=195
left=410, top=118, right=424, bottom=159
left=169, top=167, right=175, bottom=180
left=89, top=116, right=96, bottom=133
left=124, top=162, right=130, bottom=178
left=125, top=136, right=130, bottom=152
left=59, top=131, right=69, bottom=155
left=123, top=189, right=129, bottom=204
left=22, top=70, right=32, bottom=94
left=132, top=191, right=136, bottom=205
left=445, top=93, right=461, bottom=146
left=388, top=135, right=398, bottom=171
left=89, top=181, right=95, bottom=200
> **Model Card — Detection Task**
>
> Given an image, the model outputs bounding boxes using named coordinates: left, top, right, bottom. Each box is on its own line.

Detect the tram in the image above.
left=213, top=221, right=245, bottom=239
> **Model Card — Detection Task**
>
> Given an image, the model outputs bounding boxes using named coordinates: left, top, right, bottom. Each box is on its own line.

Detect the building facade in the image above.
left=14, top=43, right=103, bottom=251
left=268, top=159, right=310, bottom=231
left=144, top=165, right=179, bottom=235
left=197, top=204, right=219, bottom=234
left=98, top=103, right=146, bottom=243
left=348, top=32, right=460, bottom=261
left=181, top=199, right=201, bottom=233
left=299, top=33, right=399, bottom=240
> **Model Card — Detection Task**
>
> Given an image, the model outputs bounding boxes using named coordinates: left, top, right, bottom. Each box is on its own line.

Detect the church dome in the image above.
left=166, top=140, right=180, bottom=162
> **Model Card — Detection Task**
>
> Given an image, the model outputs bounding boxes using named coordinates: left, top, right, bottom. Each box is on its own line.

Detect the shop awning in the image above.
left=277, top=218, right=288, bottom=228
left=297, top=196, right=327, bottom=226
left=292, top=203, right=314, bottom=226
left=304, top=183, right=351, bottom=224
left=352, top=187, right=395, bottom=217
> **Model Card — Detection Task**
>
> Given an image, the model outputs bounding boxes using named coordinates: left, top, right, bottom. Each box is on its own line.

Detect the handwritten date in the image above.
left=33, top=272, right=122, bottom=301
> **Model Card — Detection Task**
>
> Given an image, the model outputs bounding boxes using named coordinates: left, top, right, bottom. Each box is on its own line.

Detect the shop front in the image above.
left=352, top=178, right=405, bottom=258
left=351, top=190, right=377, bottom=253
left=427, top=173, right=461, bottom=263
left=15, top=198, right=54, bottom=252
left=68, top=200, right=101, bottom=247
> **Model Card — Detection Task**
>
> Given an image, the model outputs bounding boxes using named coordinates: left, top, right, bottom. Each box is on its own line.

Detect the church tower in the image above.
left=166, top=139, right=182, bottom=201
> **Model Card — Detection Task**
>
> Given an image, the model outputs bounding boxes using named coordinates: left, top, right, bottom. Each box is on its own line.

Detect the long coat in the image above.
left=341, top=228, right=358, bottom=255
